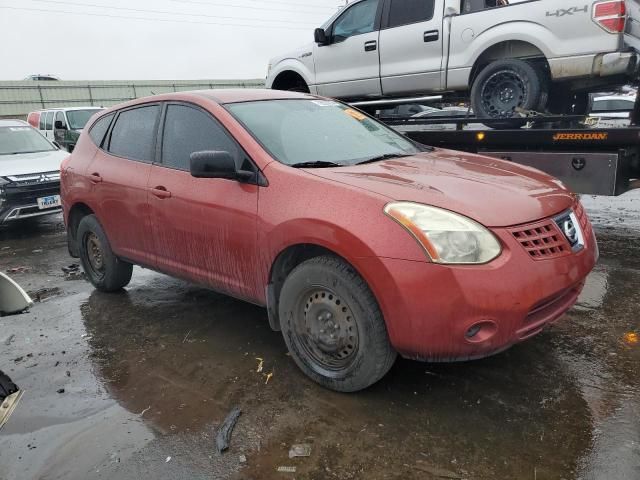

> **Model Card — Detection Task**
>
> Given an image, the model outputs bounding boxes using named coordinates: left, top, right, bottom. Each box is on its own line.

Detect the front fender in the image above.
left=267, top=58, right=315, bottom=90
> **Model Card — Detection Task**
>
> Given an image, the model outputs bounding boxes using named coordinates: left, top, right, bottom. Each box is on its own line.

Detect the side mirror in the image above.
left=54, top=120, right=67, bottom=130
left=314, top=28, right=329, bottom=45
left=190, top=150, right=256, bottom=184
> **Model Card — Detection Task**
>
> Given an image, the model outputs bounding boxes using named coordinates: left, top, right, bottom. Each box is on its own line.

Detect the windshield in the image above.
left=226, top=99, right=420, bottom=167
left=66, top=109, right=102, bottom=130
left=0, top=126, right=55, bottom=156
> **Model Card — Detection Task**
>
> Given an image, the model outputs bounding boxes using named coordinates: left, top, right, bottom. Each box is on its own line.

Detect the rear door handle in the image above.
left=364, top=40, right=377, bottom=52
left=150, top=186, right=172, bottom=199
left=88, top=173, right=102, bottom=184
left=424, top=30, right=439, bottom=42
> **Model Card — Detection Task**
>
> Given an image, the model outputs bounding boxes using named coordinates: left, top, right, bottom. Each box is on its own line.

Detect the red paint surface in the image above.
left=62, top=90, right=598, bottom=361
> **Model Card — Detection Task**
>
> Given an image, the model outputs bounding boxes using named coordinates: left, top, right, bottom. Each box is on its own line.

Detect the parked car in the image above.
left=267, top=0, right=639, bottom=120
left=588, top=94, right=637, bottom=127
left=26, top=111, right=41, bottom=129
left=61, top=90, right=598, bottom=392
left=0, top=120, right=67, bottom=224
left=24, top=74, right=59, bottom=81
left=31, top=107, right=103, bottom=152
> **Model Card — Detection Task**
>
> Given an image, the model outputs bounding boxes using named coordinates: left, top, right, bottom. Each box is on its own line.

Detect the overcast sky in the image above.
left=0, top=0, right=346, bottom=80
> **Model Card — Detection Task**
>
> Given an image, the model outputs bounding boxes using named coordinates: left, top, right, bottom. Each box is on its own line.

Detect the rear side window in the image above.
left=161, top=104, right=239, bottom=171
left=108, top=105, right=160, bottom=162
left=45, top=111, right=54, bottom=130
left=387, top=0, right=435, bottom=28
left=39, top=112, right=46, bottom=130
left=89, top=113, right=114, bottom=147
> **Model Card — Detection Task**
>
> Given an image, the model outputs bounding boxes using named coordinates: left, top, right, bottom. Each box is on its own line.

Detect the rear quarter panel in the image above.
left=448, top=0, right=621, bottom=87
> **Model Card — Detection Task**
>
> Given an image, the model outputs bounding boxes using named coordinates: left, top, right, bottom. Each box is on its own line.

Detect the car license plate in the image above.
left=36, top=195, right=61, bottom=210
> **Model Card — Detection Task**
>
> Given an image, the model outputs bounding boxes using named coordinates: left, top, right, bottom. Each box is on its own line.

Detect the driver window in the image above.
left=55, top=111, right=66, bottom=129
left=333, top=0, right=379, bottom=41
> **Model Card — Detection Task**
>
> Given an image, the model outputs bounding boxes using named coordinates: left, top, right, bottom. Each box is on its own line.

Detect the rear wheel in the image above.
left=279, top=256, right=396, bottom=392
left=77, top=215, right=133, bottom=292
left=471, top=59, right=545, bottom=128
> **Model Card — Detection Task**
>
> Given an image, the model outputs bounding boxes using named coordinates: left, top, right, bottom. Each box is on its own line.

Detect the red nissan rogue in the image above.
left=61, top=90, right=598, bottom=392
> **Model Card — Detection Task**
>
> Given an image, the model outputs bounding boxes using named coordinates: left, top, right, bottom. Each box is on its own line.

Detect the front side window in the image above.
left=161, top=104, right=239, bottom=171
left=108, top=105, right=160, bottom=162
left=0, top=126, right=55, bottom=156
left=67, top=109, right=102, bottom=130
left=387, top=0, right=435, bottom=28
left=55, top=111, right=67, bottom=129
left=226, top=99, right=420, bottom=167
left=88, top=113, right=114, bottom=147
left=333, top=0, right=379, bottom=40
left=45, top=111, right=54, bottom=130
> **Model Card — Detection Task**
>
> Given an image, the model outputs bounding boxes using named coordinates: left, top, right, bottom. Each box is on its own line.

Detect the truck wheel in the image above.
left=77, top=215, right=133, bottom=292
left=279, top=255, right=397, bottom=392
left=471, top=59, right=544, bottom=127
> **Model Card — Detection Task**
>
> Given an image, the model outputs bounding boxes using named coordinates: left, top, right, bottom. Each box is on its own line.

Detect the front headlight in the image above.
left=384, top=202, right=502, bottom=265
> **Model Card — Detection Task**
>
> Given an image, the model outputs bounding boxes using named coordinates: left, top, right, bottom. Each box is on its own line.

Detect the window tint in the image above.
left=388, top=0, right=435, bottom=28
left=161, top=104, right=239, bottom=171
left=39, top=112, right=46, bottom=130
left=108, top=105, right=160, bottom=162
left=333, top=0, right=379, bottom=40
left=55, top=111, right=67, bottom=129
left=89, top=113, right=114, bottom=147
left=45, top=111, right=54, bottom=130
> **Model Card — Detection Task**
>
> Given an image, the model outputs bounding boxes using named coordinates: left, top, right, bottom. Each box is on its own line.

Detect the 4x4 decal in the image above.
left=546, top=6, right=588, bottom=17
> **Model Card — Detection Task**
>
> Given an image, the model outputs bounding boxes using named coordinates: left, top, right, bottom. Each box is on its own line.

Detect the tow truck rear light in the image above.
left=593, top=1, right=627, bottom=33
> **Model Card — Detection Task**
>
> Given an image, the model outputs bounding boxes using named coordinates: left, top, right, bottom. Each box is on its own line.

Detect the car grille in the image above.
left=508, top=218, right=571, bottom=260
left=509, top=201, right=591, bottom=260
left=3, top=173, right=60, bottom=206
left=517, top=283, right=583, bottom=340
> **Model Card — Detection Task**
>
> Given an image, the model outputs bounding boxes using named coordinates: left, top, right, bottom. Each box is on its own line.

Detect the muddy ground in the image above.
left=1, top=192, right=639, bottom=480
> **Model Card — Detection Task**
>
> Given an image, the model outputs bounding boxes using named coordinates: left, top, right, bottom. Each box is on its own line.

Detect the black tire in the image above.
left=77, top=214, right=133, bottom=292
left=0, top=371, right=18, bottom=402
left=471, top=59, right=544, bottom=128
left=279, top=256, right=396, bottom=392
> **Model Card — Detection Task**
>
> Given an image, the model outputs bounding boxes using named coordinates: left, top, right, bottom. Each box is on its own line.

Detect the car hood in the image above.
left=307, top=150, right=575, bottom=228
left=0, top=150, right=68, bottom=178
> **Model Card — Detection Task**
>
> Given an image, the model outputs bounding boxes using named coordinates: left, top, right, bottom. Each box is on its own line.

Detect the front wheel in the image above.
left=77, top=215, right=133, bottom=292
left=279, top=256, right=396, bottom=392
left=471, top=59, right=545, bottom=128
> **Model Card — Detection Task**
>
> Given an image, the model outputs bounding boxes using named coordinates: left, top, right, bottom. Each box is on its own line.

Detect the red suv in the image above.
left=61, top=90, right=598, bottom=392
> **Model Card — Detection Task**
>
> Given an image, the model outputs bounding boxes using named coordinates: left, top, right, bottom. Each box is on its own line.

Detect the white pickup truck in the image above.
left=267, top=0, right=640, bottom=119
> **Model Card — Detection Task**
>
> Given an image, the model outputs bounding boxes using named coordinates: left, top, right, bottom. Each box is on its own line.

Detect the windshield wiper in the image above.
left=355, top=153, right=414, bottom=165
left=290, top=161, right=343, bottom=169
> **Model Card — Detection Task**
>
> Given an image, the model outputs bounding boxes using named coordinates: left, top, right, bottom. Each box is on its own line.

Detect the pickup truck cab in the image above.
left=267, top=0, right=640, bottom=119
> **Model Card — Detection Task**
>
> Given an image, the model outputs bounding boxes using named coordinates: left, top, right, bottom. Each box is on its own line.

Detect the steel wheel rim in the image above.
left=480, top=69, right=528, bottom=118
left=84, top=232, right=105, bottom=279
left=293, top=286, right=360, bottom=374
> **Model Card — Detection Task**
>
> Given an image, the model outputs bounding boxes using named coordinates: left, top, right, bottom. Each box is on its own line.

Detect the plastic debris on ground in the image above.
left=215, top=407, right=242, bottom=453
left=277, top=466, right=296, bottom=473
left=288, top=443, right=312, bottom=458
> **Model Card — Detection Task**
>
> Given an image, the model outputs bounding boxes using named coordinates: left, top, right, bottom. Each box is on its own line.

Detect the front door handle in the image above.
left=364, top=40, right=377, bottom=52
left=424, top=30, right=439, bottom=42
left=150, top=186, right=172, bottom=199
left=88, top=173, right=102, bottom=184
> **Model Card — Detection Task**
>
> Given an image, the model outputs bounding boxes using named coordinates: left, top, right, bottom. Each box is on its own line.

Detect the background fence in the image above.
left=0, top=79, right=265, bottom=119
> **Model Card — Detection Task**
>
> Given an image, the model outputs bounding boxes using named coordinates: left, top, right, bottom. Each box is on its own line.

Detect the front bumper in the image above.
left=358, top=210, right=598, bottom=362
left=0, top=178, right=61, bottom=225
left=0, top=202, right=62, bottom=224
